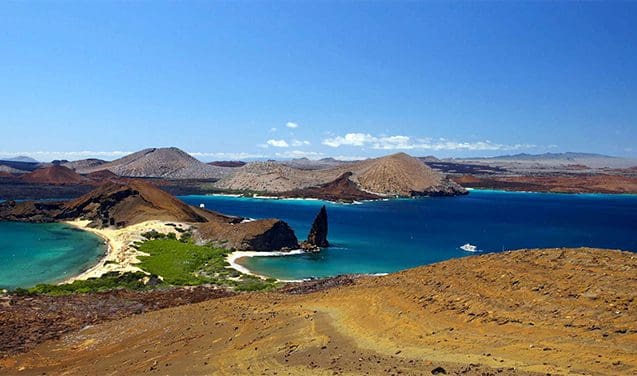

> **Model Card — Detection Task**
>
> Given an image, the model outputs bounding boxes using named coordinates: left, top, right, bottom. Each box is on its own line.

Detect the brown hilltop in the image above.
left=3, top=248, right=635, bottom=375
left=85, top=169, right=119, bottom=181
left=353, top=152, right=457, bottom=196
left=76, top=147, right=234, bottom=179
left=19, top=165, right=89, bottom=185
left=0, top=179, right=230, bottom=227
left=61, top=179, right=230, bottom=227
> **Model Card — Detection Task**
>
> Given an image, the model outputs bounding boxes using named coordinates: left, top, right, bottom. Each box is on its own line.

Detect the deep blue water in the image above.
left=180, top=191, right=637, bottom=280
left=0, top=222, right=106, bottom=289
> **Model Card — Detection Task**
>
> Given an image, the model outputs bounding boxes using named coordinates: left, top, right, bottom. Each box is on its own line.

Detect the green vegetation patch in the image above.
left=137, top=239, right=230, bottom=285
left=16, top=272, right=158, bottom=296
left=136, top=239, right=277, bottom=291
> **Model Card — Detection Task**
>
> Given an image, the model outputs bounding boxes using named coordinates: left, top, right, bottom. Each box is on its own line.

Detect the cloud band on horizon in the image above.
left=322, top=133, right=535, bottom=151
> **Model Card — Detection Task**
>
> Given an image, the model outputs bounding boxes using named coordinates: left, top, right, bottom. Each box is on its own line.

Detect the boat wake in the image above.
left=460, top=243, right=481, bottom=253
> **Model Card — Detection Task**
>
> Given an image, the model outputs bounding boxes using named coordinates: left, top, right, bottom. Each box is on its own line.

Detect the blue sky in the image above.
left=1, top=1, right=636, bottom=161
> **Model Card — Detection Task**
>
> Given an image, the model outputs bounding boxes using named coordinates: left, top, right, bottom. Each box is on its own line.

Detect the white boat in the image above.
left=460, top=243, right=479, bottom=252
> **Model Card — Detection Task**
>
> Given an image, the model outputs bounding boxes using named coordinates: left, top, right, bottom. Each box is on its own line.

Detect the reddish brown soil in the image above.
left=19, top=165, right=88, bottom=185
left=454, top=173, right=637, bottom=193
left=85, top=169, right=119, bottom=180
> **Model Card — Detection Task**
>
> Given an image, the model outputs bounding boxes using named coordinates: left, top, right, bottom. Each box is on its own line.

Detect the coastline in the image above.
left=225, top=250, right=308, bottom=283
left=61, top=220, right=189, bottom=284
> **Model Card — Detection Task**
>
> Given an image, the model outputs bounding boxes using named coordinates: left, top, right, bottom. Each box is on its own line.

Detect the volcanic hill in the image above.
left=19, top=165, right=89, bottom=185
left=75, top=147, right=234, bottom=180
left=0, top=179, right=219, bottom=226
left=216, top=152, right=466, bottom=198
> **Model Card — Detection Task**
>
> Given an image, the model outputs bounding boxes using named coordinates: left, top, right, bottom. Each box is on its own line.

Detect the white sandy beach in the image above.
left=62, top=220, right=191, bottom=283
left=225, top=249, right=308, bottom=282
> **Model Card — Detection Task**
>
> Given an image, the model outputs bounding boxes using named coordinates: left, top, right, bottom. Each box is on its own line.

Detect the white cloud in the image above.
left=286, top=122, right=299, bottom=129
left=274, top=150, right=325, bottom=159
left=261, top=139, right=310, bottom=148
left=332, top=155, right=368, bottom=161
left=322, top=133, right=376, bottom=147
left=290, top=139, right=311, bottom=147
left=322, top=133, right=534, bottom=151
left=272, top=150, right=369, bottom=161
left=269, top=127, right=277, bottom=132
left=266, top=139, right=289, bottom=148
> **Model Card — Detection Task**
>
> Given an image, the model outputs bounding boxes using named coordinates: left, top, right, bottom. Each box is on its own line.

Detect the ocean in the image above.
left=0, top=222, right=106, bottom=290
left=1, top=190, right=635, bottom=288
left=180, top=190, right=637, bottom=280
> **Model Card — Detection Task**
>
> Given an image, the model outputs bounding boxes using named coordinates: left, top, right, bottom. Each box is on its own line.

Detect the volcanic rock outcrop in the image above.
left=305, top=205, right=329, bottom=248
left=282, top=172, right=380, bottom=202
left=195, top=219, right=299, bottom=251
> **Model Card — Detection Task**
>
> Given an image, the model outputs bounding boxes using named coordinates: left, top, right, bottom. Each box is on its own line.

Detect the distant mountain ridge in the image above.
left=469, top=152, right=615, bottom=161
left=0, top=156, right=39, bottom=163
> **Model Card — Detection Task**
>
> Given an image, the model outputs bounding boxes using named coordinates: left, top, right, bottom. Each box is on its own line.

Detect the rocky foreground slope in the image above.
left=217, top=152, right=466, bottom=198
left=1, top=248, right=634, bottom=375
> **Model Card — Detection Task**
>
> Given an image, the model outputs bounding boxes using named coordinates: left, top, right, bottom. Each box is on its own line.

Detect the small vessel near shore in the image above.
left=460, top=243, right=479, bottom=252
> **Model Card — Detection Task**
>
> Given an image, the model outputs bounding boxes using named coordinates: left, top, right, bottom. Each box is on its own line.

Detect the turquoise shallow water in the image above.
left=180, top=191, right=637, bottom=280
left=0, top=222, right=106, bottom=289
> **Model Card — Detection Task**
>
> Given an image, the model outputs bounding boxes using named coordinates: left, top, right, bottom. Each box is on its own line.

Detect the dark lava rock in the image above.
left=412, top=177, right=468, bottom=197
left=307, top=205, right=329, bottom=248
left=196, top=218, right=299, bottom=251
left=431, top=366, right=447, bottom=375
left=281, top=172, right=381, bottom=202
